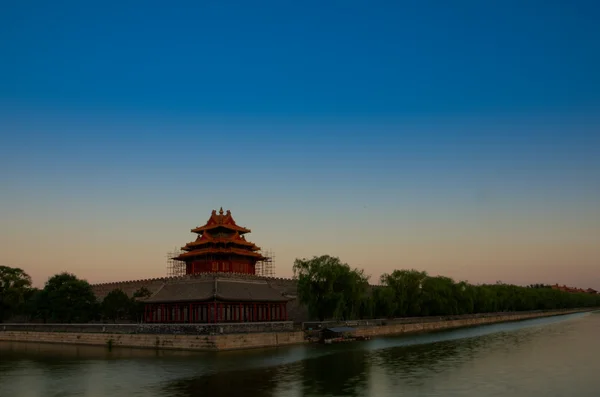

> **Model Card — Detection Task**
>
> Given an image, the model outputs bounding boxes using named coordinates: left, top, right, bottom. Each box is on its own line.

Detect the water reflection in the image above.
left=371, top=322, right=545, bottom=390
left=0, top=341, right=198, bottom=360
left=160, top=361, right=298, bottom=397
left=160, top=347, right=372, bottom=397
left=0, top=343, right=87, bottom=379
left=375, top=340, right=461, bottom=379
left=299, top=348, right=370, bottom=396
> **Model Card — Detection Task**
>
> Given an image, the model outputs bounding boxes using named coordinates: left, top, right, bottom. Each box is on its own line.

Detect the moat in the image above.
left=1, top=312, right=598, bottom=397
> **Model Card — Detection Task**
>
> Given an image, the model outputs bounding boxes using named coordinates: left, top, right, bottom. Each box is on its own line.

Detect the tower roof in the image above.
left=174, top=247, right=266, bottom=261
left=173, top=208, right=270, bottom=277
left=191, top=208, right=251, bottom=234
left=144, top=277, right=288, bottom=303
left=182, top=230, right=261, bottom=252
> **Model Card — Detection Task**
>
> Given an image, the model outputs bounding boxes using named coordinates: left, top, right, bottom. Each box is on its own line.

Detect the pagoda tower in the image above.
left=142, top=208, right=288, bottom=324
left=173, top=208, right=267, bottom=275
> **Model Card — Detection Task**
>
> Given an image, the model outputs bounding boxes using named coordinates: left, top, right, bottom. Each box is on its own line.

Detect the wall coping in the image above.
left=91, top=272, right=298, bottom=287
left=1, top=321, right=293, bottom=327
left=301, top=308, right=596, bottom=330
left=1, top=321, right=296, bottom=335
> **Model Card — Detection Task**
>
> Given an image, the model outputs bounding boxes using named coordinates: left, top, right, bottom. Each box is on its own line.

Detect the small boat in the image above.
left=318, top=327, right=370, bottom=344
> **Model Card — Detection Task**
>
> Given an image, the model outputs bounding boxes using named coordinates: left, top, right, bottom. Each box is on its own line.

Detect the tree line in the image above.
left=3, top=260, right=599, bottom=324
left=293, top=255, right=600, bottom=321
left=0, top=266, right=150, bottom=323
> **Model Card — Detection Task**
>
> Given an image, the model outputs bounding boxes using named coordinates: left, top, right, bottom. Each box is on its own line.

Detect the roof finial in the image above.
left=219, top=207, right=224, bottom=215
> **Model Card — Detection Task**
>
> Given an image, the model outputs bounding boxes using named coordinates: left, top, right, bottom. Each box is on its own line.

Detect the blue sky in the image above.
left=2, top=1, right=599, bottom=115
left=1, top=1, right=599, bottom=288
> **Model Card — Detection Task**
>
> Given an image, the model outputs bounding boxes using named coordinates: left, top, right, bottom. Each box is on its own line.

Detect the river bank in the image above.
left=0, top=308, right=594, bottom=351
left=4, top=310, right=599, bottom=397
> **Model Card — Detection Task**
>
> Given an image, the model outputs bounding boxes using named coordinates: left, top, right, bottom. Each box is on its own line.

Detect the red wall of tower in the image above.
left=186, top=258, right=256, bottom=275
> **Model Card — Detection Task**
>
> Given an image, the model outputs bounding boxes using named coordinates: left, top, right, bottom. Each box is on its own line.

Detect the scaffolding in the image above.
left=166, top=247, right=275, bottom=277
left=256, top=249, right=275, bottom=277
left=166, top=248, right=185, bottom=277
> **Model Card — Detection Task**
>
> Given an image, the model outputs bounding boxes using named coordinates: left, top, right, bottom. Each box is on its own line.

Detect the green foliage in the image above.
left=40, top=272, right=99, bottom=323
left=372, top=279, right=600, bottom=319
left=379, top=269, right=428, bottom=317
left=102, top=289, right=131, bottom=323
left=420, top=276, right=459, bottom=316
left=293, top=255, right=370, bottom=321
left=129, top=287, right=153, bottom=322
left=132, top=286, right=152, bottom=299
left=358, top=294, right=374, bottom=319
left=293, top=256, right=600, bottom=321
left=24, top=288, right=47, bottom=321
left=0, top=266, right=33, bottom=322
left=7, top=259, right=600, bottom=325
left=373, top=285, right=397, bottom=318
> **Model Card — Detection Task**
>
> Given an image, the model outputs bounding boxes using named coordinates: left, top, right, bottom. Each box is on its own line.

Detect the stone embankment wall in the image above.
left=1, top=309, right=592, bottom=352
left=90, top=273, right=310, bottom=323
left=0, top=330, right=305, bottom=351
left=352, top=308, right=588, bottom=338
left=1, top=321, right=294, bottom=335
left=302, top=309, right=583, bottom=330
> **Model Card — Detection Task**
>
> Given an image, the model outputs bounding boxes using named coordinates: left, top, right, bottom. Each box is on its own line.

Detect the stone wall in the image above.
left=352, top=308, right=588, bottom=338
left=91, top=277, right=168, bottom=300
left=1, top=309, right=592, bottom=352
left=264, top=277, right=310, bottom=323
left=1, top=321, right=294, bottom=335
left=301, top=309, right=580, bottom=330
left=0, top=330, right=306, bottom=351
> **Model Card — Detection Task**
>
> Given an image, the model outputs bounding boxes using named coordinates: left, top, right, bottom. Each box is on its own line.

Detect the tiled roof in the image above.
left=145, top=280, right=214, bottom=303
left=182, top=230, right=261, bottom=251
left=191, top=208, right=251, bottom=234
left=216, top=278, right=286, bottom=302
left=174, top=247, right=266, bottom=260
left=144, top=277, right=288, bottom=303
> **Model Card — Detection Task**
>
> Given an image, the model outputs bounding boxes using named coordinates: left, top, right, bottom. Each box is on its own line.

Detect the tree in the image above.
left=420, top=276, right=458, bottom=316
left=372, top=286, right=397, bottom=318
left=133, top=286, right=152, bottom=299
left=454, top=281, right=475, bottom=314
left=358, top=294, right=374, bottom=319
left=129, top=286, right=153, bottom=322
left=25, top=288, right=49, bottom=322
left=102, top=289, right=131, bottom=323
left=293, top=255, right=369, bottom=321
left=0, top=266, right=33, bottom=322
left=42, top=272, right=99, bottom=323
left=380, top=269, right=428, bottom=317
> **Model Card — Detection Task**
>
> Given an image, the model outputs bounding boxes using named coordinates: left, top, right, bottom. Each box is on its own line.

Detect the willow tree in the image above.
left=293, top=255, right=369, bottom=321
left=380, top=269, right=428, bottom=317
left=420, top=276, right=458, bottom=316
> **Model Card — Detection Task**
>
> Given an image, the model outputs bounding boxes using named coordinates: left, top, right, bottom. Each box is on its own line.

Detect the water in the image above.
left=1, top=312, right=599, bottom=397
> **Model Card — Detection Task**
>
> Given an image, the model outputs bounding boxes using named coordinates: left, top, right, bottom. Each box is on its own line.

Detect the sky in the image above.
left=1, top=1, right=599, bottom=289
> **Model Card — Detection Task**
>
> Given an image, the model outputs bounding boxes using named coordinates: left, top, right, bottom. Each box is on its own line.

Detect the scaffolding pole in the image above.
left=166, top=248, right=185, bottom=277
left=256, top=249, right=275, bottom=277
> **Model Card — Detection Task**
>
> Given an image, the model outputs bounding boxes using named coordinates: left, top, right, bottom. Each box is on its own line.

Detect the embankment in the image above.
left=352, top=308, right=591, bottom=338
left=0, top=329, right=304, bottom=351
left=0, top=308, right=594, bottom=351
